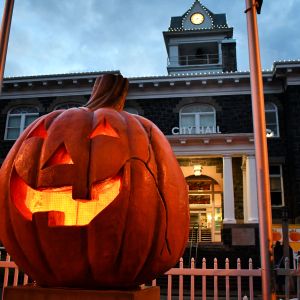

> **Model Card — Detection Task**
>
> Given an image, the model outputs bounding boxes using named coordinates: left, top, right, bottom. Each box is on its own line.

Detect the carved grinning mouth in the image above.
left=11, top=169, right=122, bottom=226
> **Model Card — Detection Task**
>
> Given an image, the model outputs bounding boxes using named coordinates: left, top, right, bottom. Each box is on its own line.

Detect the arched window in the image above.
left=180, top=104, right=216, bottom=134
left=54, top=103, right=82, bottom=110
left=124, top=107, right=139, bottom=115
left=265, top=102, right=279, bottom=137
left=5, top=107, right=39, bottom=140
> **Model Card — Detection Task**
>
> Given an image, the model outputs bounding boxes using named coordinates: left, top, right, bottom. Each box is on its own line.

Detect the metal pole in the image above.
left=0, top=0, right=14, bottom=94
left=282, top=207, right=289, bottom=262
left=244, top=0, right=275, bottom=299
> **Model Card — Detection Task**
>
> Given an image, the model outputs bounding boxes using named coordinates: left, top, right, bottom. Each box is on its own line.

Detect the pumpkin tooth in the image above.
left=47, top=211, right=65, bottom=226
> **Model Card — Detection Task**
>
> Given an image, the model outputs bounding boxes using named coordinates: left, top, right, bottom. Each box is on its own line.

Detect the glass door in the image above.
left=187, top=175, right=222, bottom=242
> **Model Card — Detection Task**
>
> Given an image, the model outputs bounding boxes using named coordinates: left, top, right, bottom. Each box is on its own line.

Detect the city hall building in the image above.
left=1, top=0, right=300, bottom=261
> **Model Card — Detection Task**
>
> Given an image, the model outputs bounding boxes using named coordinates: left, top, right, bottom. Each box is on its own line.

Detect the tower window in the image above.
left=179, top=43, right=219, bottom=66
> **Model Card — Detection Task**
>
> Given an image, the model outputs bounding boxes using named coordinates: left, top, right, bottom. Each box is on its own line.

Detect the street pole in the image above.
left=244, top=0, right=276, bottom=299
left=0, top=0, right=14, bottom=94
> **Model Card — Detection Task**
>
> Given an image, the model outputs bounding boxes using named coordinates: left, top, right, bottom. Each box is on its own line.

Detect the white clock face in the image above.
left=190, top=13, right=204, bottom=25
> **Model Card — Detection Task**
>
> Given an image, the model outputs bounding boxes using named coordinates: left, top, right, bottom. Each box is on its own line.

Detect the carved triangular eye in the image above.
left=27, top=121, right=47, bottom=139
left=89, top=119, right=119, bottom=139
left=43, top=143, right=74, bottom=168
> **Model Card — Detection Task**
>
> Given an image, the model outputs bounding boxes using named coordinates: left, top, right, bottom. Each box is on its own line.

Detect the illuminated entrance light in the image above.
left=193, top=165, right=202, bottom=176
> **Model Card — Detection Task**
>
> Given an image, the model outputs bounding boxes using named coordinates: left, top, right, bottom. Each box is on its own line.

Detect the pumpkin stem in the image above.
left=85, top=74, right=129, bottom=111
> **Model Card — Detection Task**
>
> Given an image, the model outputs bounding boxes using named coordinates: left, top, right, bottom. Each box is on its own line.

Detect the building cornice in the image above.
left=1, top=61, right=300, bottom=100
left=167, top=133, right=255, bottom=156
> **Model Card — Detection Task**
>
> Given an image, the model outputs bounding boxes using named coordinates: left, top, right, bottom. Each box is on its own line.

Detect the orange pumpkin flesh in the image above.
left=0, top=74, right=190, bottom=288
left=11, top=170, right=121, bottom=226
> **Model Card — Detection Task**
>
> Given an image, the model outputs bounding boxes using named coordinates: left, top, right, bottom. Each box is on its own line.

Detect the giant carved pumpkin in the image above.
left=0, top=74, right=189, bottom=288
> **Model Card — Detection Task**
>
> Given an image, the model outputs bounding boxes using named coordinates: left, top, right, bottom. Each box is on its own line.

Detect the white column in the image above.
left=223, top=155, right=236, bottom=224
left=241, top=156, right=248, bottom=223
left=245, top=155, right=259, bottom=223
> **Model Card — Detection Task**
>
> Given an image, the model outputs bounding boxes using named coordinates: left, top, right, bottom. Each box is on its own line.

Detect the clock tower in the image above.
left=163, top=0, right=237, bottom=74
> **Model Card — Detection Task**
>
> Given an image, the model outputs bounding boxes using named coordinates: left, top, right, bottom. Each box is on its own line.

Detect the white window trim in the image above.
left=270, top=165, right=284, bottom=207
left=265, top=102, right=279, bottom=138
left=54, top=103, right=82, bottom=110
left=124, top=107, right=139, bottom=115
left=5, top=107, right=39, bottom=140
left=180, top=104, right=216, bottom=134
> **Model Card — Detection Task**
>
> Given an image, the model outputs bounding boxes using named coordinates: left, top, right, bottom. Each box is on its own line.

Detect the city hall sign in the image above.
left=171, top=126, right=221, bottom=135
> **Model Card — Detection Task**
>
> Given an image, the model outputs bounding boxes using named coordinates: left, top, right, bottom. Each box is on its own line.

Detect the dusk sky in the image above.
left=1, top=0, right=299, bottom=78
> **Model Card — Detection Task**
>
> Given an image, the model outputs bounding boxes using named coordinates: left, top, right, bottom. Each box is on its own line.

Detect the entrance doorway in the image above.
left=186, top=175, right=222, bottom=243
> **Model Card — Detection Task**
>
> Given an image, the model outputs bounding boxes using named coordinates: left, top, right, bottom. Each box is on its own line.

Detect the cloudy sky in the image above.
left=1, top=0, right=299, bottom=78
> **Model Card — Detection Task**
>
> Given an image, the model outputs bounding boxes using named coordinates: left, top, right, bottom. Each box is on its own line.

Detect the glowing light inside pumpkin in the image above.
left=43, top=143, right=74, bottom=168
left=13, top=173, right=121, bottom=226
left=89, top=119, right=119, bottom=138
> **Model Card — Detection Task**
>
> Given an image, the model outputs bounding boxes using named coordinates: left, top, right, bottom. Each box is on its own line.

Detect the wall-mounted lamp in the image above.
left=266, top=129, right=274, bottom=138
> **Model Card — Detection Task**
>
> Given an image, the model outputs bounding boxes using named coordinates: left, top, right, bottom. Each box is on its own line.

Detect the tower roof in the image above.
left=169, top=0, right=228, bottom=32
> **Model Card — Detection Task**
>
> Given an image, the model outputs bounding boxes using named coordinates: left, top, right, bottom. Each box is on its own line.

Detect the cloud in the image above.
left=2, top=0, right=300, bottom=77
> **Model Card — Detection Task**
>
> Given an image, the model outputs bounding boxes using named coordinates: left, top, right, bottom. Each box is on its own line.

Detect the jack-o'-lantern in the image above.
left=0, top=74, right=189, bottom=288
left=272, top=231, right=282, bottom=242
left=289, top=230, right=300, bottom=242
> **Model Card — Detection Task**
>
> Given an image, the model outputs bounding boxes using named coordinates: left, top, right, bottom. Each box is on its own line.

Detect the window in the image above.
left=124, top=107, right=139, bottom=115
left=180, top=104, right=216, bottom=134
left=269, top=165, right=284, bottom=206
left=5, top=107, right=39, bottom=140
left=265, top=102, right=279, bottom=137
left=55, top=103, right=82, bottom=110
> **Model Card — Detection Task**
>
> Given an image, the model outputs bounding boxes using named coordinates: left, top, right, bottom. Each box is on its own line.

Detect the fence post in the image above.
left=225, top=258, right=230, bottom=300
left=190, top=258, right=195, bottom=300
left=202, top=258, right=207, bottom=300
left=179, top=258, right=184, bottom=300
left=249, top=258, right=254, bottom=300
left=214, top=258, right=218, bottom=300
left=167, top=273, right=172, bottom=300
left=237, top=258, right=242, bottom=300
left=297, top=255, right=300, bottom=300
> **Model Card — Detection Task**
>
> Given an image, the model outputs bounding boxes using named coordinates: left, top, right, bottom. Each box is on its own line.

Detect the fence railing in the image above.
left=152, top=257, right=261, bottom=300
left=1, top=250, right=300, bottom=299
